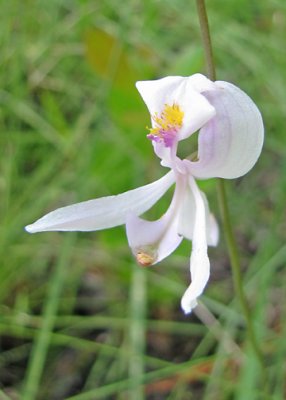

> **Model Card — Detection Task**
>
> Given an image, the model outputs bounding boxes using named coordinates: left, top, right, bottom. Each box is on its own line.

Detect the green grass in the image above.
left=1, top=0, right=286, bottom=398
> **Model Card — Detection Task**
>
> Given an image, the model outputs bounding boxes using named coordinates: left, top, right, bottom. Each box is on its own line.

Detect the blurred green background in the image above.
left=1, top=0, right=286, bottom=399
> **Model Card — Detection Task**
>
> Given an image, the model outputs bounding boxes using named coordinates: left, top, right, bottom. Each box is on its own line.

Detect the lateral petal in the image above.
left=188, top=81, right=264, bottom=179
left=25, top=171, right=175, bottom=233
left=181, top=176, right=210, bottom=314
left=126, top=175, right=186, bottom=265
left=177, top=186, right=219, bottom=247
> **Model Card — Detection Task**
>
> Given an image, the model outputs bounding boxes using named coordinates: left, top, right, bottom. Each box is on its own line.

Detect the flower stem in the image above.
left=216, top=180, right=265, bottom=365
left=195, top=0, right=216, bottom=81
left=128, top=265, right=147, bottom=400
left=195, top=0, right=268, bottom=390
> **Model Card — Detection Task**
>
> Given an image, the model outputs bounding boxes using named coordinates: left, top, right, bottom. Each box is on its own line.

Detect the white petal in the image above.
left=184, top=73, right=217, bottom=93
left=25, top=171, right=175, bottom=233
left=208, top=213, right=219, bottom=247
left=126, top=213, right=182, bottom=266
left=136, top=76, right=185, bottom=116
left=181, top=177, right=210, bottom=314
left=126, top=175, right=186, bottom=265
left=152, top=141, right=175, bottom=169
left=188, top=81, right=264, bottom=179
left=173, top=79, right=216, bottom=141
left=177, top=186, right=219, bottom=247
left=136, top=75, right=216, bottom=142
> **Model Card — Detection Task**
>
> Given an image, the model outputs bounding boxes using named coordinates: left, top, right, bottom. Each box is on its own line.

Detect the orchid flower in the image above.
left=25, top=74, right=264, bottom=314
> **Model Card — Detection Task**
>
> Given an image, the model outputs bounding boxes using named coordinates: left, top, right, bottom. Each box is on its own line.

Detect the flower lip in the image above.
left=136, top=75, right=216, bottom=149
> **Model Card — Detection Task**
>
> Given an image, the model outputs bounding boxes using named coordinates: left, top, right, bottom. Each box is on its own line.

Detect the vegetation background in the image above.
left=1, top=0, right=286, bottom=399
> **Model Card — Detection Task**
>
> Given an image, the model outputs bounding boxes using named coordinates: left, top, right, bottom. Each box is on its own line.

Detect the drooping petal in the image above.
left=187, top=81, right=264, bottom=179
left=126, top=212, right=182, bottom=266
left=126, top=174, right=186, bottom=265
left=25, top=171, right=175, bottom=233
left=136, top=74, right=216, bottom=143
left=177, top=185, right=219, bottom=247
left=181, top=176, right=210, bottom=314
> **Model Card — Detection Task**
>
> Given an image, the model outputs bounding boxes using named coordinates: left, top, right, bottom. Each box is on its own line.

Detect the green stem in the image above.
left=216, top=180, right=265, bottom=365
left=195, top=0, right=216, bottom=81
left=128, top=265, right=147, bottom=400
left=195, top=0, right=268, bottom=388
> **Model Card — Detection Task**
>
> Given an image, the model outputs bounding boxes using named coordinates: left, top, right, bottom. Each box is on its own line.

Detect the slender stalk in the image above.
left=216, top=180, right=265, bottom=365
left=195, top=0, right=268, bottom=387
left=128, top=264, right=147, bottom=400
left=196, top=0, right=216, bottom=81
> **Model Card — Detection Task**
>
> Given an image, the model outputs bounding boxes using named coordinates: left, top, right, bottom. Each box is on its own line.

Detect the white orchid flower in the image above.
left=25, top=74, right=264, bottom=314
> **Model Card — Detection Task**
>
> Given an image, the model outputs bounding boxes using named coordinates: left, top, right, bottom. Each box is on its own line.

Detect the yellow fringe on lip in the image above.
left=149, top=103, right=184, bottom=136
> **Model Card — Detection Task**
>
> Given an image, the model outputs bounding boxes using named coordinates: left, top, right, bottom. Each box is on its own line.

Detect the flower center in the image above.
left=147, top=103, right=184, bottom=147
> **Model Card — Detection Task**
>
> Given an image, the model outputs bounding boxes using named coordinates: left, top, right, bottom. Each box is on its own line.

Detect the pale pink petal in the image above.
left=188, top=81, right=264, bottom=179
left=25, top=171, right=175, bottom=233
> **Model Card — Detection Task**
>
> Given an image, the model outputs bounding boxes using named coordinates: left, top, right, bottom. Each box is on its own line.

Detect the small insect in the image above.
left=136, top=251, right=156, bottom=267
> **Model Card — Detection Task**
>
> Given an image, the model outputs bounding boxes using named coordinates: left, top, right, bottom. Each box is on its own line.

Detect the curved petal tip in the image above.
left=25, top=224, right=36, bottom=234
left=181, top=293, right=198, bottom=314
